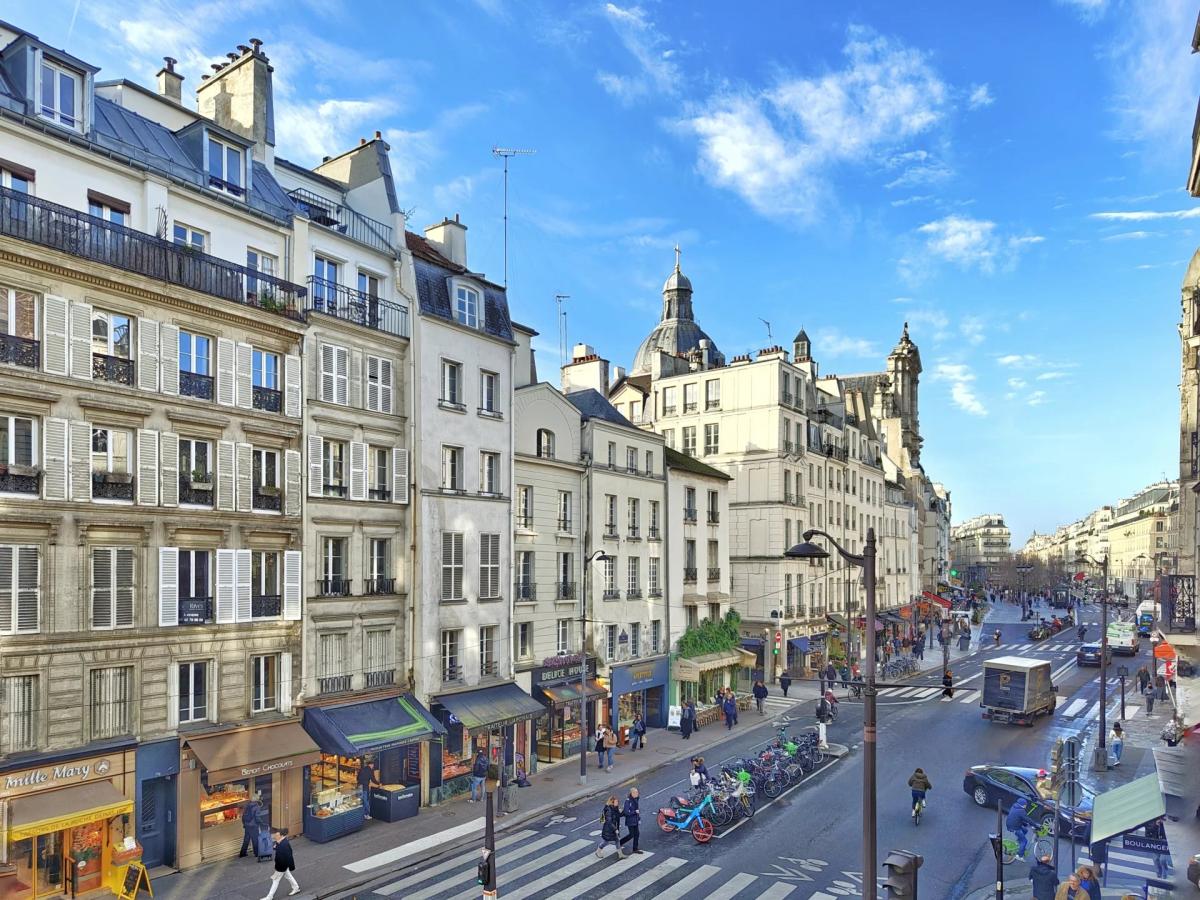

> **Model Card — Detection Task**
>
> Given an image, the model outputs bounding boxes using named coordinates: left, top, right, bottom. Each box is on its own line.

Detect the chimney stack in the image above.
left=155, top=57, right=183, bottom=103
left=423, top=214, right=468, bottom=268
left=196, top=38, right=276, bottom=163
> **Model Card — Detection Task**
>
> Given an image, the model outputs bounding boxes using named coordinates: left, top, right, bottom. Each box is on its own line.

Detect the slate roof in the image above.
left=565, top=389, right=637, bottom=429
left=406, top=231, right=514, bottom=343
left=664, top=446, right=731, bottom=480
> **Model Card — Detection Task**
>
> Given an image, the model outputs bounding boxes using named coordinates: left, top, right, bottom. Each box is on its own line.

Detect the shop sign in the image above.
left=0, top=753, right=126, bottom=799
left=1123, top=833, right=1168, bottom=854
left=532, top=658, right=597, bottom=688
left=613, top=656, right=669, bottom=693
left=237, top=758, right=299, bottom=779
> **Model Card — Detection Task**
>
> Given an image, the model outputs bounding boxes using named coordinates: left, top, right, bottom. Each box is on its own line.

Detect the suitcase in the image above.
left=255, top=827, right=274, bottom=862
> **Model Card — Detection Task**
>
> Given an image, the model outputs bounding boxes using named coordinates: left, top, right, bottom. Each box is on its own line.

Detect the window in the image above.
left=91, top=548, right=133, bottom=629
left=454, top=285, right=479, bottom=328
left=441, top=360, right=463, bottom=406
left=556, top=618, right=571, bottom=654
left=442, top=629, right=462, bottom=681
left=178, top=661, right=208, bottom=724
left=686, top=606, right=698, bottom=630
left=663, top=386, right=677, bottom=415
left=251, top=655, right=277, bottom=713
left=369, top=538, right=390, bottom=583
left=247, top=349, right=280, bottom=395
left=442, top=446, right=463, bottom=491
left=39, top=60, right=81, bottom=129
left=605, top=495, right=618, bottom=534
left=784, top=573, right=793, bottom=610
left=1, top=165, right=32, bottom=194
left=0, top=415, right=36, bottom=468
left=178, top=549, right=211, bottom=601
left=246, top=248, right=277, bottom=283
left=0, top=546, right=39, bottom=634
left=358, top=270, right=380, bottom=297
left=366, top=356, right=393, bottom=413
left=663, top=429, right=675, bottom=449
left=683, top=383, right=697, bottom=412
left=607, top=442, right=616, bottom=468
left=708, top=540, right=719, bottom=574
left=785, top=519, right=791, bottom=550
left=630, top=623, right=641, bottom=656
left=603, top=557, right=616, bottom=593
left=536, top=429, right=555, bottom=458
left=682, top=426, right=696, bottom=457
left=172, top=223, right=206, bottom=251
left=322, top=538, right=346, bottom=581
left=558, top=491, right=572, bottom=531
left=91, top=310, right=132, bottom=361
left=627, top=498, right=640, bottom=535
left=480, top=371, right=498, bottom=413
left=557, top=553, right=572, bottom=595
left=684, top=487, right=697, bottom=520
left=705, top=379, right=720, bottom=410
left=480, top=626, right=497, bottom=675
left=784, top=470, right=792, bottom=500
left=704, top=423, right=719, bottom=456
left=90, top=666, right=132, bottom=739
left=480, top=451, right=500, bottom=494
left=207, top=135, right=243, bottom=193
left=3, top=674, right=37, bottom=752
left=605, top=624, right=618, bottom=661
left=441, top=532, right=464, bottom=600
left=253, top=448, right=279, bottom=490
left=0, top=286, right=37, bottom=342
left=322, top=439, right=346, bottom=495
left=480, top=533, right=501, bottom=599
left=179, top=329, right=211, bottom=376
left=90, top=426, right=131, bottom=475
left=709, top=602, right=721, bottom=622
left=685, top=540, right=697, bottom=570
left=314, top=254, right=339, bottom=290
left=252, top=551, right=280, bottom=609
left=627, top=557, right=640, bottom=593
left=626, top=447, right=638, bottom=473
left=517, top=485, right=533, bottom=528
left=517, top=622, right=532, bottom=659
left=708, top=490, right=719, bottom=520
left=645, top=450, right=654, bottom=475
left=649, top=557, right=660, bottom=595
left=319, top=633, right=349, bottom=691
left=369, top=447, right=390, bottom=500
left=515, top=550, right=533, bottom=600
left=651, top=620, right=662, bottom=653
left=650, top=501, right=660, bottom=536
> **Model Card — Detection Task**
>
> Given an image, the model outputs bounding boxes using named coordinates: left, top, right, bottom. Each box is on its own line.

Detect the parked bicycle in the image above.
left=657, top=791, right=717, bottom=843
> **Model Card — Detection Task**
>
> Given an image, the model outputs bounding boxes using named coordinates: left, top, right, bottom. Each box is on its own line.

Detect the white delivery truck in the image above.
left=1107, top=621, right=1139, bottom=656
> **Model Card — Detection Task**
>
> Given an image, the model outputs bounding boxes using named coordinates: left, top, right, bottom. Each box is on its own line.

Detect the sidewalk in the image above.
left=149, top=696, right=838, bottom=900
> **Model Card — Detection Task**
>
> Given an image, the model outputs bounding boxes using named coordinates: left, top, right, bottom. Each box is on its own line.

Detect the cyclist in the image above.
left=1005, top=797, right=1040, bottom=860
left=851, top=667, right=864, bottom=698
left=1077, top=624, right=1087, bottom=641
left=993, top=629, right=1002, bottom=647
left=817, top=690, right=838, bottom=723
left=907, top=767, right=932, bottom=817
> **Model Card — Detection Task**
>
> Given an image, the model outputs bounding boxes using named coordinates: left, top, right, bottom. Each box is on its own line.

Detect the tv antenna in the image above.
left=758, top=318, right=773, bottom=343
left=555, top=294, right=570, bottom=368
left=492, top=146, right=537, bottom=288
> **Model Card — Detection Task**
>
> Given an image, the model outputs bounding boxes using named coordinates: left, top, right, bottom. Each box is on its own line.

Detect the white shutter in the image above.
left=283, top=550, right=302, bottom=621
left=136, top=429, right=159, bottom=506
left=284, top=353, right=301, bottom=418
left=215, top=548, right=235, bottom=624
left=235, top=442, right=253, bottom=512
left=42, top=294, right=69, bottom=376
left=235, top=548, right=252, bottom=622
left=114, top=548, right=134, bottom=628
left=215, top=440, right=235, bottom=511
left=43, top=417, right=68, bottom=501
left=392, top=448, right=409, bottom=505
left=69, top=420, right=91, bottom=502
left=380, top=358, right=393, bottom=413
left=160, top=432, right=179, bottom=507
left=349, top=441, right=367, bottom=501
left=166, top=662, right=179, bottom=729
left=349, top=349, right=362, bottom=409
left=159, top=323, right=179, bottom=396
left=366, top=356, right=380, bottom=412
left=158, top=547, right=178, bottom=627
left=307, top=435, right=323, bottom=498
left=16, top=547, right=38, bottom=633
left=235, top=342, right=253, bottom=409
left=93, top=549, right=113, bottom=629
left=69, top=302, right=93, bottom=380
left=284, top=449, right=301, bottom=516
left=336, top=347, right=349, bottom=406
left=0, top=546, right=11, bottom=632
left=319, top=344, right=335, bottom=403
left=215, top=338, right=235, bottom=406
left=279, top=651, right=293, bottom=714
left=137, top=317, right=159, bottom=392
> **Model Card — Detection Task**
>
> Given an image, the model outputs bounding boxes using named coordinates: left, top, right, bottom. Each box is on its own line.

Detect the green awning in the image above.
left=435, top=682, right=547, bottom=730
left=1089, top=773, right=1166, bottom=846
left=826, top=613, right=848, bottom=630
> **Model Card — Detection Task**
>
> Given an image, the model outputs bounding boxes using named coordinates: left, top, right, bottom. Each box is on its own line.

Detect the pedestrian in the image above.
left=594, top=725, right=607, bottom=768
left=689, top=698, right=700, bottom=732
left=838, top=663, right=850, bottom=689
left=1137, top=666, right=1150, bottom=694
left=780, top=672, right=792, bottom=697
left=1109, top=723, right=1124, bottom=767
left=822, top=662, right=837, bottom=695
left=469, top=748, right=488, bottom=803
left=602, top=723, right=618, bottom=771
left=595, top=796, right=625, bottom=859
left=1054, top=874, right=1083, bottom=900
left=729, top=688, right=739, bottom=725
left=752, top=679, right=768, bottom=714
left=1076, top=865, right=1099, bottom=899
left=238, top=791, right=263, bottom=858
left=630, top=714, right=646, bottom=751
left=259, top=828, right=299, bottom=899
left=914, top=640, right=924, bottom=661
left=892, top=636, right=901, bottom=656
left=619, top=789, right=642, bottom=854
left=681, top=701, right=695, bottom=739
left=1144, top=680, right=1156, bottom=715
left=941, top=669, right=954, bottom=700
left=722, top=693, right=737, bottom=730
left=1155, top=673, right=1167, bottom=700
left=692, top=756, right=709, bottom=784
left=883, top=642, right=892, bottom=664
left=1145, top=818, right=1170, bottom=878
left=1029, top=854, right=1059, bottom=900
left=357, top=758, right=378, bottom=819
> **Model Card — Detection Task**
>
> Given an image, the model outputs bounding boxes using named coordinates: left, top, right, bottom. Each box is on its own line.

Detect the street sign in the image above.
left=1063, top=736, right=1079, bottom=762
left=1060, top=780, right=1083, bottom=808
left=1117, top=665, right=1129, bottom=678
left=1154, top=641, right=1176, bottom=660
left=1123, top=834, right=1169, bottom=854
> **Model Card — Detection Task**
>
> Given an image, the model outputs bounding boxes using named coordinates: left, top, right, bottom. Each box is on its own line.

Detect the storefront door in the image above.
left=34, top=832, right=64, bottom=898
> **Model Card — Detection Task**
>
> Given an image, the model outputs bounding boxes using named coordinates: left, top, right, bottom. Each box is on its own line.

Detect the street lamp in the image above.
left=1077, top=553, right=1110, bottom=772
left=787, top=527, right=879, bottom=900
left=580, top=550, right=611, bottom=786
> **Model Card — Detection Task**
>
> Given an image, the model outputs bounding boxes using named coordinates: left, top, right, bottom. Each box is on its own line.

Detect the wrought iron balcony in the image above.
left=684, top=402, right=697, bottom=413
left=1164, top=575, right=1197, bottom=633
left=782, top=391, right=794, bottom=406
left=706, top=400, right=720, bottom=411
left=0, top=334, right=38, bottom=369
left=708, top=567, right=721, bottom=582
left=0, top=186, right=305, bottom=317
left=319, top=577, right=352, bottom=597
left=557, top=517, right=573, bottom=533
left=252, top=385, right=281, bottom=413
left=683, top=568, right=697, bottom=583
left=627, top=526, right=641, bottom=540
left=627, top=588, right=642, bottom=599
left=604, top=525, right=619, bottom=539
left=364, top=577, right=396, bottom=595
left=288, top=188, right=395, bottom=255
left=92, top=353, right=134, bottom=385
left=251, top=594, right=282, bottom=618
left=823, top=443, right=848, bottom=461
left=442, top=664, right=462, bottom=683
left=649, top=587, right=663, bottom=597
left=365, top=669, right=395, bottom=688
left=178, top=596, right=213, bottom=625
left=369, top=487, right=392, bottom=501
left=481, top=659, right=499, bottom=677
left=306, top=276, right=410, bottom=338
left=783, top=440, right=794, bottom=454
left=663, top=405, right=677, bottom=416
left=707, top=510, right=720, bottom=524
left=91, top=472, right=134, bottom=501
left=648, top=527, right=661, bottom=540
left=555, top=582, right=576, bottom=601
left=319, top=675, right=352, bottom=695
left=0, top=468, right=40, bottom=495
left=180, top=370, right=214, bottom=400
left=602, top=588, right=621, bottom=599
left=323, top=482, right=348, bottom=498
left=683, top=508, right=698, bottom=523
left=516, top=514, right=533, bottom=530
left=179, top=474, right=214, bottom=506
left=252, top=487, right=282, bottom=511
left=514, top=580, right=536, bottom=602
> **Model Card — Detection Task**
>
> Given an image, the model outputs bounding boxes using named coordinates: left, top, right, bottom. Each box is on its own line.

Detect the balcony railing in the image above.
left=514, top=581, right=536, bottom=602
left=369, top=487, right=392, bottom=502
left=288, top=188, right=395, bottom=255
left=603, top=588, right=621, bottom=599
left=481, top=659, right=498, bottom=677
left=442, top=665, right=462, bottom=683
left=0, top=186, right=306, bottom=317
left=649, top=587, right=662, bottom=597
left=178, top=596, right=213, bottom=625
left=365, top=669, right=395, bottom=689
left=252, top=488, right=282, bottom=511
left=708, top=567, right=721, bottom=582
left=627, top=588, right=642, bottom=599
left=684, top=402, right=697, bottom=413
left=252, top=385, right=282, bottom=413
left=683, top=568, right=697, bottom=583
left=783, top=440, right=794, bottom=454
left=180, top=370, right=214, bottom=400
left=252, top=594, right=282, bottom=618
left=0, top=334, right=39, bottom=370
left=557, top=517, right=573, bottom=533
left=516, top=514, right=533, bottom=529
left=1164, top=576, right=1197, bottom=633
left=92, top=353, right=134, bottom=385
left=179, top=474, right=214, bottom=506
left=364, top=577, right=396, bottom=595
left=663, top=405, right=677, bottom=416
left=319, top=675, right=352, bottom=695
left=0, top=469, right=40, bottom=495
left=627, top=526, right=641, bottom=540
left=307, top=276, right=410, bottom=338
left=707, top=510, right=720, bottom=524
left=823, top=443, right=848, bottom=461
left=604, top=526, right=618, bottom=539
left=648, top=526, right=661, bottom=540
left=92, top=472, right=134, bottom=501
left=782, top=391, right=794, bottom=406
left=706, top=400, right=720, bottom=411
left=683, top=508, right=698, bottom=523
left=555, top=582, right=576, bottom=601
left=319, top=577, right=352, bottom=597
left=323, top=483, right=348, bottom=498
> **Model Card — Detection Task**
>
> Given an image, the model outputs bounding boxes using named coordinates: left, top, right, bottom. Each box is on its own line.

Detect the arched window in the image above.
left=536, top=429, right=555, bottom=459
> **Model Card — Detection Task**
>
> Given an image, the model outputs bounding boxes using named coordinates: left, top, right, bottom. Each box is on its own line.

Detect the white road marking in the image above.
left=604, top=857, right=687, bottom=900
left=368, top=829, right=534, bottom=888
left=1062, top=699, right=1088, bottom=717
left=912, top=687, right=941, bottom=698
left=651, top=864, right=723, bottom=900
left=1084, top=701, right=1101, bottom=720
left=345, top=817, right=492, bottom=873
left=754, top=883, right=797, bottom=899
left=959, top=690, right=979, bottom=703
left=704, top=872, right=758, bottom=899
left=503, top=846, right=645, bottom=900
left=540, top=849, right=654, bottom=900
left=419, top=837, right=584, bottom=900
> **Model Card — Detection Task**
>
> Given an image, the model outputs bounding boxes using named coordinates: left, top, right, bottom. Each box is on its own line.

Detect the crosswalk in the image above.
left=990, top=642, right=1079, bottom=652
left=1079, top=845, right=1170, bottom=885
left=872, top=684, right=982, bottom=704
left=370, top=828, right=828, bottom=899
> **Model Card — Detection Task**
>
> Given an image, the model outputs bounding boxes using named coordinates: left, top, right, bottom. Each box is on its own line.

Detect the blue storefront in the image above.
left=609, top=655, right=670, bottom=736
left=135, top=737, right=180, bottom=869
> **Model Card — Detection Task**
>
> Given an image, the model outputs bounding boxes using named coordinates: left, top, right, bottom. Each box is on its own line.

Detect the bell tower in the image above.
left=886, top=322, right=922, bottom=464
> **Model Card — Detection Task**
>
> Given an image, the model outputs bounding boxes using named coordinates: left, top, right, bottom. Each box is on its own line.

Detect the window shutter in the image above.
left=0, top=546, right=10, bottom=632
left=159, top=323, right=180, bottom=396
left=319, top=344, right=335, bottom=403
left=137, top=317, right=159, bottom=392
left=454, top=534, right=463, bottom=599
left=43, top=417, right=68, bottom=501
left=279, top=652, right=293, bottom=714
left=42, top=294, right=69, bottom=376
left=136, top=429, right=159, bottom=506
left=380, top=359, right=393, bottom=413
left=69, top=302, right=93, bottom=380
left=284, top=449, right=301, bottom=516
left=160, top=432, right=179, bottom=507
left=349, top=350, right=362, bottom=409
left=335, top=347, right=349, bottom=406
left=235, top=442, right=253, bottom=512
left=349, top=441, right=367, bottom=501
left=235, top=342, right=253, bottom=409
left=284, top=353, right=301, bottom=418
left=114, top=548, right=134, bottom=628
left=92, top=548, right=113, bottom=629
left=14, top=547, right=36, bottom=634
left=215, top=338, right=235, bottom=406
left=392, top=448, right=409, bottom=504
left=441, top=533, right=454, bottom=600
left=283, top=550, right=302, bottom=621
left=235, top=548, right=252, bottom=622
left=215, top=549, right=235, bottom=624
left=167, top=663, right=179, bottom=730
left=69, top=420, right=91, bottom=502
left=215, top=440, right=235, bottom=511
left=307, top=435, right=323, bottom=498
left=158, top=547, right=178, bottom=627
left=366, top=356, right=380, bottom=412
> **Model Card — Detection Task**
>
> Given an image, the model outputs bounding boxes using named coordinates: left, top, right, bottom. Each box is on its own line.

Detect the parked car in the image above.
left=1187, top=851, right=1200, bottom=888
left=1076, top=642, right=1112, bottom=667
left=962, top=765, right=1092, bottom=839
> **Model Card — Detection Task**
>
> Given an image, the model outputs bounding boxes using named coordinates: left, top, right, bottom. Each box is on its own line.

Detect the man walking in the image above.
left=357, top=758, right=378, bottom=819
left=469, top=748, right=488, bottom=803
left=752, top=680, right=768, bottom=714
left=779, top=672, right=791, bottom=697
left=1029, top=854, right=1059, bottom=900
left=630, top=714, right=646, bottom=751
left=260, top=829, right=299, bottom=899
left=722, top=692, right=737, bottom=730
left=619, top=789, right=642, bottom=854
left=238, top=791, right=263, bottom=858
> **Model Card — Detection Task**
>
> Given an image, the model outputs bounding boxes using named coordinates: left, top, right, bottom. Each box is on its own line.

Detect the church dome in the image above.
left=663, top=266, right=692, bottom=294
left=630, top=249, right=723, bottom=374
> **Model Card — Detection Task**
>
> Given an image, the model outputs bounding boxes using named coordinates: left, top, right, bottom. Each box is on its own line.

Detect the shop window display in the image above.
left=535, top=703, right=582, bottom=763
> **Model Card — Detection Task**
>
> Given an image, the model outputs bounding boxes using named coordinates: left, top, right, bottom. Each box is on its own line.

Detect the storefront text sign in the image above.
left=0, top=753, right=126, bottom=800
left=1123, top=834, right=1168, bottom=854
left=532, top=658, right=597, bottom=688
left=238, top=758, right=297, bottom=778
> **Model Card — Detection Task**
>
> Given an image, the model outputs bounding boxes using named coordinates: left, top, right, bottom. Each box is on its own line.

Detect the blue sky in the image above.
left=13, top=0, right=1200, bottom=543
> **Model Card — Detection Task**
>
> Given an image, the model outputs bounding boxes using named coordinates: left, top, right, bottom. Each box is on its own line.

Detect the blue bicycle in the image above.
left=656, top=791, right=716, bottom=842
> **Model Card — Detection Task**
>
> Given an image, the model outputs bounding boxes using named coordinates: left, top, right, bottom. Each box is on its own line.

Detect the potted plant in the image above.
left=104, top=471, right=134, bottom=484
left=189, top=468, right=212, bottom=489
left=257, top=484, right=280, bottom=496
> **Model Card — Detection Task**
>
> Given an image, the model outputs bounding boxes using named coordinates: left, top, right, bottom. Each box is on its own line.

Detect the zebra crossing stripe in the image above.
left=410, top=837, right=586, bottom=900
left=504, top=847, right=645, bottom=900
left=604, top=857, right=687, bottom=900
left=1085, top=701, right=1101, bottom=720
left=703, top=872, right=758, bottom=900
left=541, top=849, right=655, bottom=900
left=651, top=864, right=724, bottom=900
left=1063, top=698, right=1088, bottom=717
left=913, top=687, right=941, bottom=698
left=959, top=690, right=979, bottom=703
left=754, top=882, right=797, bottom=899
left=371, top=829, right=535, bottom=891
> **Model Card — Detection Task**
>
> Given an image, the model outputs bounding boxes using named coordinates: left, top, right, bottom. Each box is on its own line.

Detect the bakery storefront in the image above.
left=300, top=693, right=444, bottom=841
left=609, top=655, right=670, bottom=740
left=672, top=649, right=755, bottom=706
left=178, top=722, right=320, bottom=868
left=529, top=658, right=608, bottom=767
left=0, top=745, right=139, bottom=898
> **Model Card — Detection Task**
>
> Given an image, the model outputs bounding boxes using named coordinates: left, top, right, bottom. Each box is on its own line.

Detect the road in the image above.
left=342, top=600, right=1173, bottom=899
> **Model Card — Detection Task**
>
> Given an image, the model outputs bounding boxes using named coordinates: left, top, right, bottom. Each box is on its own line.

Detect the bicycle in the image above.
left=912, top=795, right=926, bottom=826
left=656, top=791, right=717, bottom=843
left=1000, top=821, right=1053, bottom=864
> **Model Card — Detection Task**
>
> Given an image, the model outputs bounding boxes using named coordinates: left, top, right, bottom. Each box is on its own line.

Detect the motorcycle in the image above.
left=1028, top=624, right=1051, bottom=640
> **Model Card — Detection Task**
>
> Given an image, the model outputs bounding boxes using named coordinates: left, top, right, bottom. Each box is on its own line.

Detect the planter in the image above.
left=189, top=480, right=213, bottom=490
left=103, top=472, right=134, bottom=484
left=7, top=464, right=38, bottom=477
left=258, top=485, right=281, bottom=496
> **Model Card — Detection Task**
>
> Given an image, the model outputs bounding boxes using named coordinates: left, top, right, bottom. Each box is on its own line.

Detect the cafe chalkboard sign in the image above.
left=118, top=861, right=152, bottom=899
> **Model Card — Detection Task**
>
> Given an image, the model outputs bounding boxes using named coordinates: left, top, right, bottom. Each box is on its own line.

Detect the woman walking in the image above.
left=619, top=789, right=642, bottom=854
left=596, top=796, right=625, bottom=859
left=1109, top=723, right=1124, bottom=767
left=680, top=702, right=694, bottom=740
left=630, top=714, right=646, bottom=750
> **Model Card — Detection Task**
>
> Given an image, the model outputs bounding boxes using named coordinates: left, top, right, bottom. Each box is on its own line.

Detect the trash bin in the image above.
left=499, top=784, right=519, bottom=813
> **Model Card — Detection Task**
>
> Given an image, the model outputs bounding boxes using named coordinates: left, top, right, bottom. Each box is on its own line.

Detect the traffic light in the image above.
left=950, top=568, right=959, bottom=578
left=773, top=631, right=782, bottom=655
left=988, top=833, right=1003, bottom=862
left=882, top=850, right=923, bottom=898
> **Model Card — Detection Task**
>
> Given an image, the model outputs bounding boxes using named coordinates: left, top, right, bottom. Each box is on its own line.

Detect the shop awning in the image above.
left=8, top=781, right=133, bottom=841
left=537, top=679, right=608, bottom=707
left=740, top=638, right=765, bottom=648
left=302, top=693, right=445, bottom=757
left=789, top=636, right=810, bottom=652
left=185, top=722, right=321, bottom=783
left=826, top=613, right=848, bottom=630
left=435, top=683, right=547, bottom=730
left=880, top=612, right=906, bottom=625
left=922, top=591, right=952, bottom=609
left=672, top=648, right=756, bottom=683
left=1089, top=773, right=1166, bottom=846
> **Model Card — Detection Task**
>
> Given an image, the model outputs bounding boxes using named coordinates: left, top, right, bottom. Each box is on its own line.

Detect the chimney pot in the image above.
left=226, top=52, right=239, bottom=62
left=360, top=137, right=366, bottom=145
left=237, top=45, right=251, bottom=55
left=211, top=63, right=224, bottom=72
left=374, top=130, right=382, bottom=139
left=163, top=56, right=177, bottom=71
left=249, top=38, right=263, bottom=50
left=322, top=156, right=331, bottom=162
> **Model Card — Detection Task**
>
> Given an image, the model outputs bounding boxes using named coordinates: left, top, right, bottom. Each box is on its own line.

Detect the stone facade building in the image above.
left=950, top=514, right=1012, bottom=580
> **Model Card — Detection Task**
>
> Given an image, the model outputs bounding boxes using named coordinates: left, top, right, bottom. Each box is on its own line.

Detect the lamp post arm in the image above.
left=803, top=528, right=865, bottom=567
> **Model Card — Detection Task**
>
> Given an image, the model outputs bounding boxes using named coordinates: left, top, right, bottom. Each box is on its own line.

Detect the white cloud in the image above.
left=1102, top=230, right=1160, bottom=240
left=915, top=216, right=1043, bottom=273
left=1057, top=0, right=1107, bottom=21
left=682, top=27, right=949, bottom=220
left=968, top=83, right=994, bottom=109
left=1007, top=377, right=1027, bottom=389
left=906, top=308, right=950, bottom=342
left=1036, top=371, right=1067, bottom=381
left=382, top=103, right=488, bottom=191
left=1026, top=390, right=1048, bottom=406
left=277, top=98, right=397, bottom=165
left=1108, top=0, right=1197, bottom=146
left=597, top=3, right=681, bottom=103
left=1091, top=208, right=1200, bottom=221
left=814, top=328, right=878, bottom=358
left=933, top=362, right=986, bottom=416
left=960, top=315, right=986, bottom=345
left=890, top=194, right=936, bottom=207
left=997, top=354, right=1037, bottom=367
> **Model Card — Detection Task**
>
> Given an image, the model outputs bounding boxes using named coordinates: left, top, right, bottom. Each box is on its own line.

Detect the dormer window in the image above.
left=207, top=136, right=245, bottom=197
left=39, top=60, right=81, bottom=130
left=454, top=285, right=479, bottom=329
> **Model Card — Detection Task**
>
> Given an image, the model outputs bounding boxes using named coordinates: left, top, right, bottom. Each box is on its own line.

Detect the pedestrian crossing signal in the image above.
left=773, top=632, right=781, bottom=655
left=881, top=849, right=922, bottom=897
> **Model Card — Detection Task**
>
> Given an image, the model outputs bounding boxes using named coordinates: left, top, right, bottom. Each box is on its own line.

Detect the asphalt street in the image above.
left=343, top=599, right=1182, bottom=899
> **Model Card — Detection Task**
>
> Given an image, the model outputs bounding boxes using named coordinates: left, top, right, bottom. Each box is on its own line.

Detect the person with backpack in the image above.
left=630, top=714, right=646, bottom=751
left=595, top=796, right=625, bottom=859
left=469, top=749, right=488, bottom=803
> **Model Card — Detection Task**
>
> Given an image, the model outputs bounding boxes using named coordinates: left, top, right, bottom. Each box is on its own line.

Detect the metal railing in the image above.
left=92, top=353, right=134, bottom=385
left=782, top=391, right=794, bottom=406
left=365, top=669, right=395, bottom=688
left=364, top=577, right=396, bottom=595
left=442, top=665, right=462, bottom=683
left=683, top=568, right=697, bottom=583
left=707, top=509, right=720, bottom=524
left=0, top=470, right=39, bottom=495
left=627, top=588, right=642, bottom=599
left=307, top=276, right=410, bottom=338
left=514, top=581, right=536, bottom=602
left=603, top=588, right=621, bottom=599
left=481, top=659, right=498, bottom=677
left=252, top=594, right=281, bottom=618
left=369, top=487, right=392, bottom=502
left=706, top=400, right=720, bottom=411
left=556, top=582, right=576, bottom=601
left=179, top=474, right=214, bottom=506
left=604, top=525, right=619, bottom=539
left=319, top=577, right=352, bottom=597
left=0, top=186, right=306, bottom=317
left=708, top=567, right=721, bottom=582
left=180, top=370, right=214, bottom=400
left=683, top=508, right=698, bottom=523
left=648, top=526, right=661, bottom=540
left=252, top=488, right=282, bottom=511
left=649, top=587, right=662, bottom=597
left=557, top=517, right=573, bottom=533
left=319, top=675, right=352, bottom=695
left=684, top=402, right=697, bottom=413
left=252, top=385, right=281, bottom=413
left=92, top=473, right=134, bottom=501
left=516, top=514, right=533, bottom=529
left=628, top=526, right=641, bottom=539
left=288, top=188, right=395, bottom=255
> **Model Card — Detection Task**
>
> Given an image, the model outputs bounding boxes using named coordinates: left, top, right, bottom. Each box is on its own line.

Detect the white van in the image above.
left=1107, top=622, right=1139, bottom=656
